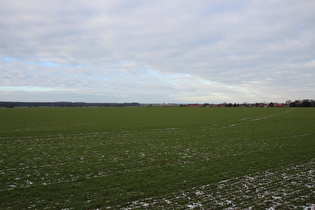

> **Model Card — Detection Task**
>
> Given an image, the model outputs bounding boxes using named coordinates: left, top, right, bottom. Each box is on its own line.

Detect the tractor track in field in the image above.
left=218, top=108, right=295, bottom=129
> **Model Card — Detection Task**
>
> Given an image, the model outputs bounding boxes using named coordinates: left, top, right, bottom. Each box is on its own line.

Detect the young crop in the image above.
left=1, top=107, right=314, bottom=209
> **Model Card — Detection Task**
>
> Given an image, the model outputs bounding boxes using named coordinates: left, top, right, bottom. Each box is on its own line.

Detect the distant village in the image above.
left=1, top=99, right=314, bottom=108
left=177, top=99, right=315, bottom=108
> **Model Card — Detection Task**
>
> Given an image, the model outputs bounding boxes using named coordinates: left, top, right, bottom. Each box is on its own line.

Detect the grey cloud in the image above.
left=1, top=0, right=314, bottom=103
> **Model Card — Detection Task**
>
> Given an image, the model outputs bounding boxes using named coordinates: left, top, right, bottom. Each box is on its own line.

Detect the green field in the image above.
left=1, top=107, right=314, bottom=209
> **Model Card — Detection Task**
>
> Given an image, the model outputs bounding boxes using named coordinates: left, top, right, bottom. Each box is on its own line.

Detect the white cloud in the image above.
left=0, top=0, right=314, bottom=103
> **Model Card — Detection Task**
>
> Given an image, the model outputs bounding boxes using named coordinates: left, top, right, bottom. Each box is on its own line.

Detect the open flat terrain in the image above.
left=1, top=107, right=314, bottom=209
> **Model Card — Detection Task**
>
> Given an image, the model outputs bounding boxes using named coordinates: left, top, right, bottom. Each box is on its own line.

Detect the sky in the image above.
left=1, top=0, right=314, bottom=103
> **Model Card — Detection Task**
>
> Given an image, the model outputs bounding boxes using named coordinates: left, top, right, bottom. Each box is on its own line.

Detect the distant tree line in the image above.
left=179, top=99, right=315, bottom=108
left=0, top=101, right=140, bottom=108
left=1, top=99, right=314, bottom=108
left=288, top=99, right=315, bottom=107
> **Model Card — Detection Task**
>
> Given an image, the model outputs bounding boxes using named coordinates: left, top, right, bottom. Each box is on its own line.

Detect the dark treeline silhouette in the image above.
left=1, top=99, right=314, bottom=108
left=288, top=99, right=314, bottom=107
left=180, top=99, right=315, bottom=108
left=0, top=101, right=140, bottom=108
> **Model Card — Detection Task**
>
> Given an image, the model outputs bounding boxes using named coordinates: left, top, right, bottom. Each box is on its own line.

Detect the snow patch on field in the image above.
left=123, top=159, right=315, bottom=209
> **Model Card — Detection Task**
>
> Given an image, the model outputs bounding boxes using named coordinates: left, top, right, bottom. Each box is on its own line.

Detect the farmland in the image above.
left=1, top=107, right=314, bottom=209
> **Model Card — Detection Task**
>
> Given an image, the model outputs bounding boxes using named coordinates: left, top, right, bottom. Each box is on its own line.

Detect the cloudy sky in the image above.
left=1, top=0, right=314, bottom=103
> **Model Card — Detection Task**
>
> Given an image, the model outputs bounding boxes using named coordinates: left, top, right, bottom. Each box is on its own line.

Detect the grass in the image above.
left=0, top=107, right=314, bottom=209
